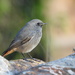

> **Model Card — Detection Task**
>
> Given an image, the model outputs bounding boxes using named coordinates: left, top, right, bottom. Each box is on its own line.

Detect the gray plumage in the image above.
left=2, top=19, right=46, bottom=57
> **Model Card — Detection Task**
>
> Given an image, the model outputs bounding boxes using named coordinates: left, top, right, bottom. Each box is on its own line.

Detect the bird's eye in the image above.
left=37, top=23, right=40, bottom=26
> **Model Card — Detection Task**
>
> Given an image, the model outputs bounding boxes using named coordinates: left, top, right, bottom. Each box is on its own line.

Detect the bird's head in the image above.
left=27, top=19, right=46, bottom=28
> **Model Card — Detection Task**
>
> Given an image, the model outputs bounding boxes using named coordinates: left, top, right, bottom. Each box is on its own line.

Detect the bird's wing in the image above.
left=9, top=37, right=31, bottom=49
left=9, top=31, right=35, bottom=49
left=2, top=33, right=35, bottom=57
left=9, top=24, right=35, bottom=47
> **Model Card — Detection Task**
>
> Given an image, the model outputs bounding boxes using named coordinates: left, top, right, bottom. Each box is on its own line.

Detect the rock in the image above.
left=0, top=56, right=13, bottom=75
left=48, top=53, right=75, bottom=66
left=19, top=64, right=75, bottom=75
left=9, top=58, right=45, bottom=74
left=0, top=53, right=75, bottom=75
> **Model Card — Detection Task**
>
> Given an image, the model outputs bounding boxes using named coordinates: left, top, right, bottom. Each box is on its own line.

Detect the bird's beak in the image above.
left=40, top=23, right=47, bottom=27
left=43, top=23, right=47, bottom=25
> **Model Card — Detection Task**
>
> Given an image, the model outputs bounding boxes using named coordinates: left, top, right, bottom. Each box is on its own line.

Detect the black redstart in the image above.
left=2, top=19, right=46, bottom=58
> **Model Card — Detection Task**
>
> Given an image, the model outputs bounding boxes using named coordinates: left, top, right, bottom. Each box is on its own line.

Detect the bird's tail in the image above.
left=2, top=48, right=16, bottom=57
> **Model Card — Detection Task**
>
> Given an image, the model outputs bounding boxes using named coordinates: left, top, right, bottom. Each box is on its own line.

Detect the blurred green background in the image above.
left=0, top=0, right=47, bottom=61
left=0, top=0, right=75, bottom=62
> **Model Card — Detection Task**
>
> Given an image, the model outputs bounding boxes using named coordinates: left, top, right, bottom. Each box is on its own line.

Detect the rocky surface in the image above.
left=0, top=53, right=75, bottom=75
left=0, top=56, right=13, bottom=75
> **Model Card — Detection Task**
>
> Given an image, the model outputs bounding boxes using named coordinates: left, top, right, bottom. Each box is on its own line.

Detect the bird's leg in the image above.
left=27, top=53, right=33, bottom=59
left=27, top=53, right=38, bottom=61
left=22, top=53, right=38, bottom=62
left=25, top=53, right=40, bottom=62
left=21, top=53, right=26, bottom=59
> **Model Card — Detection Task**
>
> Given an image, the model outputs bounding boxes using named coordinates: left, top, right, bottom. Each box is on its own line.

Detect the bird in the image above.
left=2, top=19, right=46, bottom=58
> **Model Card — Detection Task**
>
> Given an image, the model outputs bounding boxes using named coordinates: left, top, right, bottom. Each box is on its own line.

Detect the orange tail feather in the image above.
left=2, top=48, right=17, bottom=57
left=2, top=50, right=15, bottom=57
